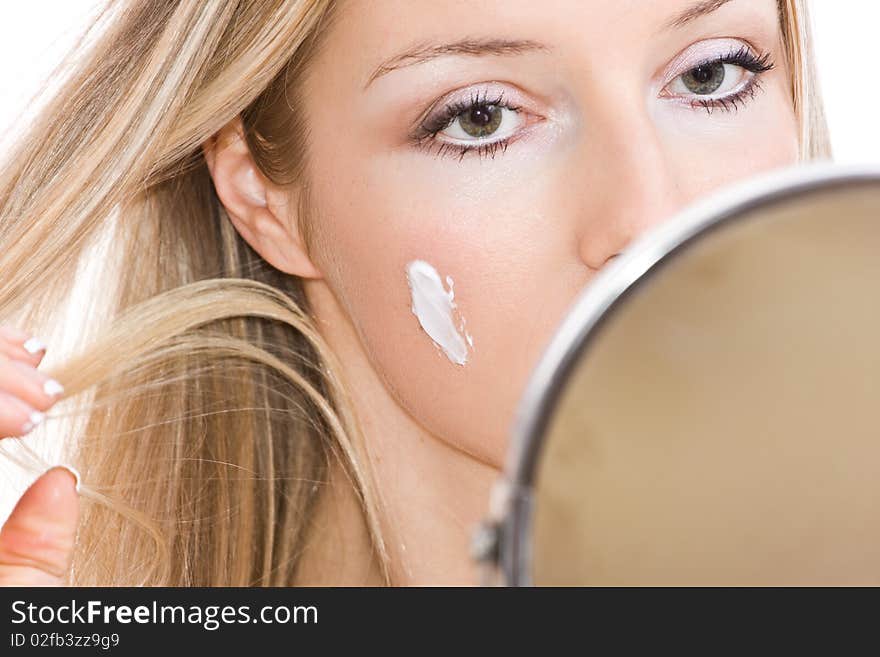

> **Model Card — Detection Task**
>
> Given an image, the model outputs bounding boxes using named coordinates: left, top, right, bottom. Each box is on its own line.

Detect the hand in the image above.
left=0, top=324, right=79, bottom=586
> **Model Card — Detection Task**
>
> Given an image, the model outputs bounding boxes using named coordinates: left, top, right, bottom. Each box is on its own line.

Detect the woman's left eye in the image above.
left=410, top=88, right=528, bottom=161
left=673, top=61, right=744, bottom=96
left=662, top=43, right=775, bottom=113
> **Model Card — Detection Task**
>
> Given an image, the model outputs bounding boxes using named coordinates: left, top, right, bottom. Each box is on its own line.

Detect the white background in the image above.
left=0, top=3, right=878, bottom=517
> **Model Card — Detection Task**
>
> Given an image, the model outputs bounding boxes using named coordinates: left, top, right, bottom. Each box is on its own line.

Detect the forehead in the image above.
left=322, top=0, right=780, bottom=88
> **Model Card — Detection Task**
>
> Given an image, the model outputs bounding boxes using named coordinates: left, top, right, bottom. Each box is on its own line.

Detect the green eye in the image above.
left=458, top=104, right=504, bottom=138
left=681, top=62, right=726, bottom=95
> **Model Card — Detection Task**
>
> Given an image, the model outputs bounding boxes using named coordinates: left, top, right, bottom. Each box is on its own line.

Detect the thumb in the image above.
left=0, top=466, right=80, bottom=586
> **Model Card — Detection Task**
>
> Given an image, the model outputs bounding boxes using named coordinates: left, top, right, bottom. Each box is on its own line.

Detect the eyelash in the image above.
left=684, top=44, right=775, bottom=114
left=409, top=44, right=775, bottom=161
left=409, top=87, right=523, bottom=162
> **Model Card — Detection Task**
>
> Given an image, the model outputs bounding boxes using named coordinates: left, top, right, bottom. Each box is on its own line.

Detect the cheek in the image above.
left=311, top=159, right=586, bottom=466
left=661, top=81, right=801, bottom=193
left=722, top=88, right=800, bottom=171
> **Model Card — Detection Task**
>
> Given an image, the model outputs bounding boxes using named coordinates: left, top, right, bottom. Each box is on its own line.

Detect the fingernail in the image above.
left=21, top=410, right=45, bottom=433
left=43, top=379, right=64, bottom=398
left=56, top=464, right=81, bottom=493
left=22, top=337, right=47, bottom=355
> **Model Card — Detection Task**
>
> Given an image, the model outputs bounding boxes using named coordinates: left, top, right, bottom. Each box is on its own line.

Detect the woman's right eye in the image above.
left=434, top=102, right=524, bottom=141
left=410, top=88, right=532, bottom=161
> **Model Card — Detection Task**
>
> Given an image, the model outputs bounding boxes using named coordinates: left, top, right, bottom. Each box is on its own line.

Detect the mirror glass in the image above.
left=531, top=179, right=880, bottom=585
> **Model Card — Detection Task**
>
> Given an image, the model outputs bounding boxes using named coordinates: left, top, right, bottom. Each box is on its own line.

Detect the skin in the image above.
left=0, top=330, right=77, bottom=586
left=0, top=0, right=800, bottom=586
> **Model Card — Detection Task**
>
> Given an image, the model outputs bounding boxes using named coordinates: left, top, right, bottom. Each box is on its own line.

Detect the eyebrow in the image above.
left=666, top=0, right=737, bottom=29
left=363, top=0, right=737, bottom=90
left=363, top=37, right=552, bottom=90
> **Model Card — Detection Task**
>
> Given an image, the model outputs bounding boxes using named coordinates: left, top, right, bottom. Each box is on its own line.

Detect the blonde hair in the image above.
left=780, top=0, right=833, bottom=160
left=0, top=0, right=830, bottom=585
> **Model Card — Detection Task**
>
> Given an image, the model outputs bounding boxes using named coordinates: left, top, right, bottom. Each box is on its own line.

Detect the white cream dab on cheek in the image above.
left=405, top=259, right=475, bottom=366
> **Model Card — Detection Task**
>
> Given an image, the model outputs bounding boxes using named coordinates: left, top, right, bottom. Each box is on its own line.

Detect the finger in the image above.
left=0, top=466, right=80, bottom=586
left=0, top=359, right=64, bottom=412
left=0, top=391, right=45, bottom=439
left=0, top=326, right=46, bottom=367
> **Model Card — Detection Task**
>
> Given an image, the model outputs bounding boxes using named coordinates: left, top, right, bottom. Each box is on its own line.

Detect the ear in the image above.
left=201, top=116, right=322, bottom=279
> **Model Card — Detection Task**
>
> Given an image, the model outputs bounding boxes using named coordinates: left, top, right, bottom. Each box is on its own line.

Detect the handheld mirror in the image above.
left=474, top=163, right=880, bottom=586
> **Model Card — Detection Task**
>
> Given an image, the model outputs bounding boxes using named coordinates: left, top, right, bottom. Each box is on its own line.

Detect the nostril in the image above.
left=603, top=253, right=622, bottom=267
left=584, top=252, right=623, bottom=273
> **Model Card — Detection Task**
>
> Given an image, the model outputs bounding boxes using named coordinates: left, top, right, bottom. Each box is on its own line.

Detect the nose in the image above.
left=576, top=115, right=686, bottom=271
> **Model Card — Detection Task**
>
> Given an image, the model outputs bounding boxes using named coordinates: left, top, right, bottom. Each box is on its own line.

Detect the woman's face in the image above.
left=299, top=0, right=799, bottom=465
